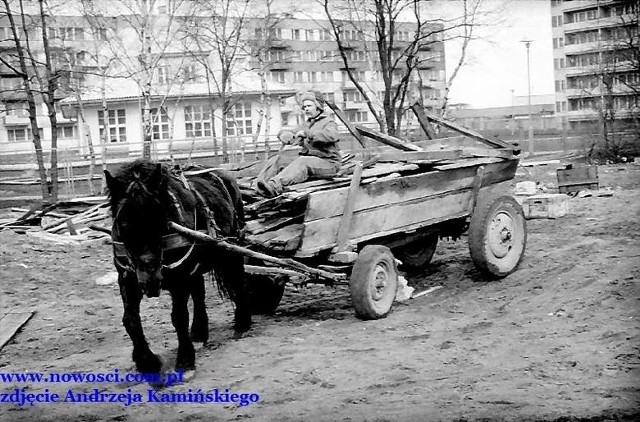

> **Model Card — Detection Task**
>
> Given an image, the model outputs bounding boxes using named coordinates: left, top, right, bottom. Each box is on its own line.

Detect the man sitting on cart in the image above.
left=256, top=91, right=341, bottom=197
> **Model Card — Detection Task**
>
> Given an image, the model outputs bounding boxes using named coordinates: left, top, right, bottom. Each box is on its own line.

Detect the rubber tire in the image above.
left=468, top=193, right=527, bottom=278
left=246, top=273, right=286, bottom=315
left=349, top=245, right=399, bottom=320
left=395, top=234, right=438, bottom=271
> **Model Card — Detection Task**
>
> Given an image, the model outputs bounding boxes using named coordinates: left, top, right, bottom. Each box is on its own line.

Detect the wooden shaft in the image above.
left=168, top=222, right=346, bottom=283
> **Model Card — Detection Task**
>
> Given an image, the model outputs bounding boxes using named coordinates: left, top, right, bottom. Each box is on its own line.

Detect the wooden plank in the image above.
left=433, top=157, right=504, bottom=171
left=298, top=190, right=471, bottom=255
left=419, top=107, right=520, bottom=153
left=376, top=150, right=463, bottom=162
left=334, top=163, right=363, bottom=252
left=326, top=102, right=367, bottom=149
left=305, top=167, right=479, bottom=222
left=467, top=166, right=485, bottom=213
left=355, top=125, right=424, bottom=152
left=410, top=103, right=437, bottom=140
left=245, top=214, right=304, bottom=235
left=0, top=312, right=34, bottom=351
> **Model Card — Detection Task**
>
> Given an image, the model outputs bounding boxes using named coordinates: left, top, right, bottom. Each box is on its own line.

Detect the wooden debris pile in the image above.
left=0, top=198, right=111, bottom=244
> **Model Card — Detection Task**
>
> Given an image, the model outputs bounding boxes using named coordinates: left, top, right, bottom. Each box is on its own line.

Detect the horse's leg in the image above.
left=170, top=286, right=196, bottom=371
left=189, top=274, right=209, bottom=344
left=219, top=252, right=252, bottom=332
left=118, top=271, right=162, bottom=375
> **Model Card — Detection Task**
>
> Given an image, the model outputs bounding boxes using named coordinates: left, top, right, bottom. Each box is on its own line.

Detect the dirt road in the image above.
left=0, top=163, right=639, bottom=421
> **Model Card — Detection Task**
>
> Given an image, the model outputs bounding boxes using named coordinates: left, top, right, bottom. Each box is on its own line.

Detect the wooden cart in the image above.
left=173, top=105, right=527, bottom=319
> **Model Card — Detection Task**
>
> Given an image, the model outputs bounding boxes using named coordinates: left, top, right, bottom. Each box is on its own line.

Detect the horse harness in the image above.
left=112, top=170, right=223, bottom=277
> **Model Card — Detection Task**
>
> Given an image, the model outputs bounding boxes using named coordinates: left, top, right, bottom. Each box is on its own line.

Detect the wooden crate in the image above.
left=523, top=194, right=569, bottom=219
left=557, top=165, right=598, bottom=193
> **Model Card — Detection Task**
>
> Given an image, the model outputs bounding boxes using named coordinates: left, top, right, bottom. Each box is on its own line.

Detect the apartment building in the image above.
left=551, top=0, right=639, bottom=131
left=245, top=17, right=446, bottom=129
left=0, top=1, right=446, bottom=161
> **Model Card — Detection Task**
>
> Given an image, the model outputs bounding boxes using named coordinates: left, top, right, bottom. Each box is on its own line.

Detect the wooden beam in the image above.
left=334, top=163, right=363, bottom=252
left=0, top=311, right=34, bottom=351
left=410, top=103, right=437, bottom=140
left=325, top=102, right=367, bottom=149
left=168, top=221, right=346, bottom=283
left=416, top=104, right=520, bottom=153
left=354, top=125, right=424, bottom=152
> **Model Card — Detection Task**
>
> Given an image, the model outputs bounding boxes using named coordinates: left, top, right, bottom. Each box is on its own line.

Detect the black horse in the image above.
left=105, top=159, right=251, bottom=378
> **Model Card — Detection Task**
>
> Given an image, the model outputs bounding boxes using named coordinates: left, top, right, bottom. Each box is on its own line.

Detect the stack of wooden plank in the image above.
left=0, top=199, right=111, bottom=243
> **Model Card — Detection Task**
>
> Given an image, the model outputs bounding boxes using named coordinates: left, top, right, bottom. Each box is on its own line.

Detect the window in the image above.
left=306, top=29, right=315, bottom=41
left=292, top=29, right=301, bottom=40
left=5, top=102, right=28, bottom=117
left=269, top=28, right=282, bottom=39
left=150, top=108, right=170, bottom=140
left=184, top=105, right=212, bottom=138
left=95, top=28, right=107, bottom=41
left=552, top=37, right=564, bottom=49
left=318, top=29, right=331, bottom=41
left=56, top=125, right=77, bottom=140
left=255, top=28, right=263, bottom=39
left=307, top=71, right=318, bottom=83
left=48, top=27, right=84, bottom=41
left=181, top=64, right=199, bottom=83
left=319, top=71, right=334, bottom=82
left=226, top=102, right=252, bottom=136
left=6, top=128, right=30, bottom=142
left=346, top=111, right=368, bottom=122
left=291, top=51, right=303, bottom=61
left=265, top=50, right=286, bottom=62
left=322, top=92, right=335, bottom=104
left=157, top=65, right=171, bottom=84
left=269, top=71, right=285, bottom=84
left=552, top=15, right=562, bottom=27
left=294, top=71, right=304, bottom=83
left=98, top=109, right=127, bottom=143
left=1, top=26, right=11, bottom=40
left=343, top=90, right=364, bottom=102
left=343, top=70, right=366, bottom=81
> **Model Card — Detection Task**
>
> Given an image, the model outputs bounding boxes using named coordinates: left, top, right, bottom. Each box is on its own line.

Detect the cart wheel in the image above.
left=469, top=193, right=527, bottom=278
left=246, top=273, right=286, bottom=315
left=395, top=234, right=438, bottom=271
left=350, top=245, right=398, bottom=320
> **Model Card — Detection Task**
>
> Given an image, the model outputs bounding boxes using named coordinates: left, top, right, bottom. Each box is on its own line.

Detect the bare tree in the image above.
left=80, top=0, right=187, bottom=159
left=244, top=2, right=297, bottom=159
left=181, top=0, right=251, bottom=164
left=322, top=0, right=492, bottom=136
left=0, top=0, right=64, bottom=202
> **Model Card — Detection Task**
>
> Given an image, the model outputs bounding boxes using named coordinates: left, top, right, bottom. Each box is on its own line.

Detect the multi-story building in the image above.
left=0, top=1, right=446, bottom=164
left=551, top=0, right=639, bottom=132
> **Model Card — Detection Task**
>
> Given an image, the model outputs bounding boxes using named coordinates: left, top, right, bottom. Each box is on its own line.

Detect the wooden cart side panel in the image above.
left=295, top=159, right=518, bottom=257
left=296, top=190, right=471, bottom=257
left=304, top=159, right=518, bottom=222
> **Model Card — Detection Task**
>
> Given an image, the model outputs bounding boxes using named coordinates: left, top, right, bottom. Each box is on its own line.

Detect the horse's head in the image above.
left=105, top=161, right=168, bottom=298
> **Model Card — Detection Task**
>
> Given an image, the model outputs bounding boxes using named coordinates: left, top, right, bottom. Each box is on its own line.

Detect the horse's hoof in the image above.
left=234, top=316, right=252, bottom=333
left=190, top=332, right=209, bottom=345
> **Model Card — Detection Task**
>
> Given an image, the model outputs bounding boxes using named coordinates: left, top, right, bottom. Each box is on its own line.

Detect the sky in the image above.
left=443, top=0, right=555, bottom=108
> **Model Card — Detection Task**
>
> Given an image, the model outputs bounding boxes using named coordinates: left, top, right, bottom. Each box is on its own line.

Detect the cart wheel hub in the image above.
left=488, top=212, right=515, bottom=258
left=370, top=264, right=389, bottom=301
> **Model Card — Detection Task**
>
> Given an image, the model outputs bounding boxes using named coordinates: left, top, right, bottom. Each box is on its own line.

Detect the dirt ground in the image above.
left=0, top=161, right=639, bottom=422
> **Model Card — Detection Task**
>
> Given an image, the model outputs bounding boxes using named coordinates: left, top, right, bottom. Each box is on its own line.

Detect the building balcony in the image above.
left=269, top=39, right=290, bottom=49
left=3, top=115, right=30, bottom=126
left=342, top=101, right=365, bottom=110
left=268, top=60, right=292, bottom=70
left=564, top=65, right=599, bottom=76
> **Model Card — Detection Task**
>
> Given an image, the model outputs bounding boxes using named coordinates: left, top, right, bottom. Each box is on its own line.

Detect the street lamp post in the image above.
left=521, top=39, right=534, bottom=156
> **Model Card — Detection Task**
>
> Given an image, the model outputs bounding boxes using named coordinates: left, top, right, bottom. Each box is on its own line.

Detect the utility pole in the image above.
left=521, top=39, right=534, bottom=156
